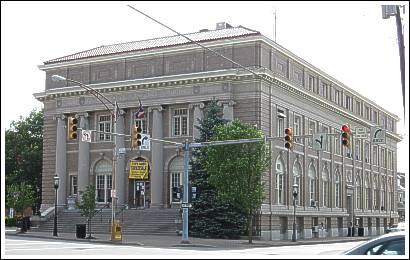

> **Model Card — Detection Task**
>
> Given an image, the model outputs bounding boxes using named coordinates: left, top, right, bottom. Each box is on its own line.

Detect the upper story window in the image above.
left=364, top=142, right=370, bottom=163
left=98, top=115, right=112, bottom=141
left=322, top=125, right=330, bottom=152
left=334, top=128, right=341, bottom=155
left=345, top=95, right=351, bottom=110
left=365, top=105, right=370, bottom=121
left=387, top=117, right=393, bottom=131
left=373, top=145, right=378, bottom=166
left=135, top=118, right=148, bottom=134
left=294, top=114, right=302, bottom=144
left=320, top=83, right=328, bottom=99
left=356, top=100, right=362, bottom=116
left=380, top=114, right=386, bottom=128
left=277, top=108, right=286, bottom=137
left=372, top=110, right=378, bottom=124
left=172, top=108, right=188, bottom=136
left=308, top=119, right=316, bottom=147
left=308, top=75, right=315, bottom=92
left=334, top=89, right=341, bottom=105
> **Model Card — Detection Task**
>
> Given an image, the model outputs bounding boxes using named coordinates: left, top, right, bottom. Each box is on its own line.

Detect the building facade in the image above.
left=397, top=172, right=405, bottom=222
left=35, top=23, right=401, bottom=240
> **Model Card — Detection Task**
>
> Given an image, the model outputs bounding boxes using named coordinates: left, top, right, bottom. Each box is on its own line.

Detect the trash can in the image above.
left=76, top=224, right=86, bottom=239
left=358, top=227, right=364, bottom=236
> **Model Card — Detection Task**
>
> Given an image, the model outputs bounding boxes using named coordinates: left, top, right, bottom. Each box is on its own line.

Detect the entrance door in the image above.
left=134, top=181, right=145, bottom=208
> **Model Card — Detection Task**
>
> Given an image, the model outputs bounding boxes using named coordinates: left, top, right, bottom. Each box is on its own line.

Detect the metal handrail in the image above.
left=93, top=203, right=110, bottom=223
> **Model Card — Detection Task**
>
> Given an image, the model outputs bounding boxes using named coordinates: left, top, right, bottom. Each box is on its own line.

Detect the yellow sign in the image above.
left=129, top=160, right=149, bottom=180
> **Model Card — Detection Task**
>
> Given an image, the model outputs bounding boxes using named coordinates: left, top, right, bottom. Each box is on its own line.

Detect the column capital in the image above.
left=75, top=112, right=89, bottom=119
left=188, top=102, right=205, bottom=109
left=217, top=99, right=236, bottom=107
left=148, top=105, right=164, bottom=113
left=53, top=114, right=66, bottom=121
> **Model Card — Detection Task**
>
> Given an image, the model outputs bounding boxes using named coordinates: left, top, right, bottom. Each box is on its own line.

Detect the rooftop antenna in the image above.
left=273, top=7, right=277, bottom=42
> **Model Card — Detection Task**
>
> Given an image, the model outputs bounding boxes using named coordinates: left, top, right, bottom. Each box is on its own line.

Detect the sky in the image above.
left=1, top=1, right=409, bottom=175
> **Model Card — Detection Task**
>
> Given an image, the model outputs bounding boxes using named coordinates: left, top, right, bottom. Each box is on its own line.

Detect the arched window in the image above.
left=169, top=157, right=184, bottom=203
left=95, top=160, right=112, bottom=203
left=308, top=163, right=316, bottom=206
left=276, top=157, right=285, bottom=204
left=334, top=169, right=341, bottom=208
left=293, top=161, right=302, bottom=205
left=322, top=166, right=329, bottom=207
left=355, top=173, right=362, bottom=209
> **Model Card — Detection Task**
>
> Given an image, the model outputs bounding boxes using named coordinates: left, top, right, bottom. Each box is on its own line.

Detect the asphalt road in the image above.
left=4, top=235, right=363, bottom=257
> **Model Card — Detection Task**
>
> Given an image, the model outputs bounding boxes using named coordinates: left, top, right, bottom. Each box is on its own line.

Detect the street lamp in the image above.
left=292, top=183, right=298, bottom=242
left=53, top=174, right=59, bottom=237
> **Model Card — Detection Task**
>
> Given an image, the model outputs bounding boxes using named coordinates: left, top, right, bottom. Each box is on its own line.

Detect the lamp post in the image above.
left=292, top=183, right=298, bottom=242
left=53, top=174, right=59, bottom=237
left=51, top=75, right=121, bottom=241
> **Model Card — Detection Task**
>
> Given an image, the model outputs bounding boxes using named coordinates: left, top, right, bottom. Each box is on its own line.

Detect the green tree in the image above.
left=76, top=185, right=97, bottom=239
left=5, top=108, right=43, bottom=213
left=205, top=120, right=271, bottom=243
left=6, top=182, right=36, bottom=213
left=189, top=99, right=247, bottom=238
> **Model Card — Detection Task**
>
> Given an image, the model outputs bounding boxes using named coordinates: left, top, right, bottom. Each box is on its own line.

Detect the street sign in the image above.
left=181, top=203, right=192, bottom=208
left=81, top=130, right=92, bottom=143
left=118, top=148, right=126, bottom=154
left=371, top=127, right=386, bottom=144
left=312, top=133, right=327, bottom=151
left=111, top=189, right=116, bottom=198
left=355, top=127, right=367, bottom=139
left=139, top=134, right=150, bottom=151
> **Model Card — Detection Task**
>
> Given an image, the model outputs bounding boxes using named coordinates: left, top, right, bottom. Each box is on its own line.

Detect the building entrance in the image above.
left=128, top=158, right=150, bottom=209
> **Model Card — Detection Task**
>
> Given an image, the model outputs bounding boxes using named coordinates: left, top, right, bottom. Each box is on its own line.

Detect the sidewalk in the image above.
left=5, top=227, right=370, bottom=250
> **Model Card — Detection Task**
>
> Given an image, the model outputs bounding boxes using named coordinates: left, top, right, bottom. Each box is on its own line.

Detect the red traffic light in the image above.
left=342, top=124, right=349, bottom=133
left=285, top=128, right=293, bottom=135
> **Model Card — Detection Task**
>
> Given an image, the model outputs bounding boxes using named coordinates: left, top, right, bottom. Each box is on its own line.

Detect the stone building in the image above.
left=34, top=22, right=401, bottom=240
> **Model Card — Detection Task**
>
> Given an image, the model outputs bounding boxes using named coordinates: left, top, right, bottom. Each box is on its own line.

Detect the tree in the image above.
left=189, top=99, right=247, bottom=238
left=6, top=182, right=36, bottom=232
left=76, top=185, right=97, bottom=239
left=205, top=120, right=271, bottom=243
left=5, top=108, right=43, bottom=213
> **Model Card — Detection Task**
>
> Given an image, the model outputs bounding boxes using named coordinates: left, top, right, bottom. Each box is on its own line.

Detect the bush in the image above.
left=5, top=217, right=17, bottom=227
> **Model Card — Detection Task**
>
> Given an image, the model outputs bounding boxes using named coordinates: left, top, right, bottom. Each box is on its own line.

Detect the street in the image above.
left=4, top=236, right=363, bottom=257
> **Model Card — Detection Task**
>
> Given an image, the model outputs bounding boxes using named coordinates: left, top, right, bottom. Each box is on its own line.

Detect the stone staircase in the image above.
left=32, top=208, right=180, bottom=235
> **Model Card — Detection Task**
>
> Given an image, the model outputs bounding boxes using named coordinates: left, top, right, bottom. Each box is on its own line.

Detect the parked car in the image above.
left=343, top=231, right=405, bottom=255
left=386, top=222, right=405, bottom=233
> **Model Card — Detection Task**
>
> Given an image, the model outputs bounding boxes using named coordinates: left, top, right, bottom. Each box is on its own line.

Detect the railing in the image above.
left=93, top=203, right=110, bottom=223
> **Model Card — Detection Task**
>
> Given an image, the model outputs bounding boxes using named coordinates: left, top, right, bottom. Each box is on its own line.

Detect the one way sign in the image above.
left=140, top=134, right=150, bottom=151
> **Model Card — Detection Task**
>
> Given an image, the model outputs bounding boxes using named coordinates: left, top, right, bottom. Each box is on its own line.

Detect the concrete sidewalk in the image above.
left=5, top=228, right=370, bottom=250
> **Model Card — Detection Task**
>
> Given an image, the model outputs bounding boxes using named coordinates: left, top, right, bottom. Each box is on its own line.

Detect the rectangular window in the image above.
left=334, top=89, right=340, bottom=105
left=364, top=142, right=370, bottom=163
left=308, top=76, right=315, bottom=92
left=322, top=125, right=330, bottom=152
left=294, top=114, right=302, bottom=144
left=381, top=149, right=386, bottom=168
left=372, top=110, right=378, bottom=124
left=380, top=115, right=386, bottom=128
left=373, top=146, right=378, bottom=166
left=356, top=100, right=362, bottom=116
left=334, top=128, right=341, bottom=155
left=135, top=118, right=147, bottom=134
left=355, top=139, right=361, bottom=161
left=172, top=108, right=188, bottom=136
left=345, top=95, right=351, bottom=110
left=321, top=83, right=328, bottom=99
left=276, top=108, right=286, bottom=137
left=70, top=175, right=77, bottom=196
left=98, top=115, right=112, bottom=141
left=365, top=105, right=370, bottom=120
left=308, top=120, right=316, bottom=147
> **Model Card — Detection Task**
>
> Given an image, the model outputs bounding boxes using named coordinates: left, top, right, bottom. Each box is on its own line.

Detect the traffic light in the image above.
left=341, top=123, right=350, bottom=148
left=284, top=127, right=293, bottom=149
left=67, top=116, right=78, bottom=141
left=131, top=126, right=143, bottom=148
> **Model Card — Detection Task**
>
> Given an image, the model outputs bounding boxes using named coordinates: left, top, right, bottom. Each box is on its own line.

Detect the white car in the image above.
left=387, top=222, right=405, bottom=233
left=343, top=231, right=405, bottom=255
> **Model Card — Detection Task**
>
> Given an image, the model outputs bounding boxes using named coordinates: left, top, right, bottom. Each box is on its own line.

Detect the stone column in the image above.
left=77, top=113, right=90, bottom=200
left=189, top=102, right=205, bottom=140
left=55, top=115, right=67, bottom=206
left=115, top=109, right=126, bottom=206
left=218, top=100, right=235, bottom=121
left=149, top=106, right=164, bottom=208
